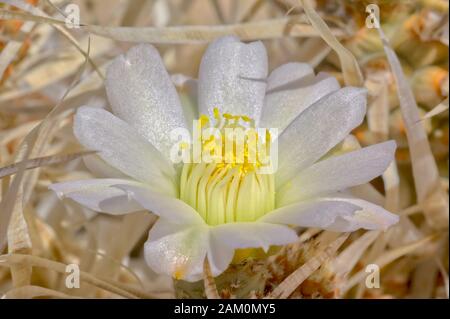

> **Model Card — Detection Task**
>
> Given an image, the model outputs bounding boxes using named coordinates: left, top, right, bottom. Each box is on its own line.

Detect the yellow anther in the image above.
left=213, top=107, right=220, bottom=120
left=265, top=129, right=271, bottom=142
left=174, top=268, right=185, bottom=280
left=223, top=113, right=235, bottom=120
left=180, top=141, right=190, bottom=150
left=199, top=114, right=209, bottom=127
left=196, top=109, right=274, bottom=174
left=203, top=139, right=216, bottom=151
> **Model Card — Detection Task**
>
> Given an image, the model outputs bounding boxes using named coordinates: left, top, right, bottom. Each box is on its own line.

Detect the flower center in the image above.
left=179, top=109, right=275, bottom=225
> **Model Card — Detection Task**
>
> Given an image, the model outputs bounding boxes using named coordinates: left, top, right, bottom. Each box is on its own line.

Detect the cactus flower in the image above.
left=50, top=36, right=399, bottom=282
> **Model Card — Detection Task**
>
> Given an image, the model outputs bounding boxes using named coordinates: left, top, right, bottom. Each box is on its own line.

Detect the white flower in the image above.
left=50, top=36, right=399, bottom=282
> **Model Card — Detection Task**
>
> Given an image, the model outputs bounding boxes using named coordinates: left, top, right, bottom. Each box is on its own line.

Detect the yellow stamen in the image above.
left=179, top=109, right=275, bottom=226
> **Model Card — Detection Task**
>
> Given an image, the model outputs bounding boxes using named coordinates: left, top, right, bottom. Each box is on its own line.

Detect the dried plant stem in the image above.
left=332, top=231, right=379, bottom=278
left=268, top=233, right=349, bottom=299
left=0, top=8, right=65, bottom=26
left=299, top=0, right=363, bottom=86
left=0, top=254, right=141, bottom=299
left=377, top=25, right=449, bottom=230
left=1, top=144, right=32, bottom=287
left=86, top=16, right=345, bottom=43
left=0, top=151, right=96, bottom=179
left=7, top=195, right=32, bottom=288
left=0, top=7, right=344, bottom=44
left=422, top=97, right=449, bottom=120
left=399, top=204, right=422, bottom=217
left=3, top=285, right=81, bottom=299
left=0, top=0, right=104, bottom=78
left=342, top=235, right=436, bottom=293
left=0, top=35, right=92, bottom=291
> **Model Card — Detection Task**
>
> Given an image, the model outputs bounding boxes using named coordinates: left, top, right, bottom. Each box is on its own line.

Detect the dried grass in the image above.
left=0, top=0, right=448, bottom=299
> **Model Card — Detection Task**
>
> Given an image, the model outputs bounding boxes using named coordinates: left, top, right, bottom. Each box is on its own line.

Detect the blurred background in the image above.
left=0, top=0, right=448, bottom=299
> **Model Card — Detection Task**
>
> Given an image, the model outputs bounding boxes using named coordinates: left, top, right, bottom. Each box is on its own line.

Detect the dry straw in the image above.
left=0, top=0, right=448, bottom=299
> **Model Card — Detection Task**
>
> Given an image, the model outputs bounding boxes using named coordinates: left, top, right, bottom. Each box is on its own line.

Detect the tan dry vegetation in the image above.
left=0, top=0, right=448, bottom=298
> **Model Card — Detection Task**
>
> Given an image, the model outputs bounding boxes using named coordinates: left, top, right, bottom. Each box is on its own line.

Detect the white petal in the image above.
left=49, top=179, right=143, bottom=214
left=261, top=196, right=399, bottom=232
left=207, top=222, right=299, bottom=278
left=144, top=221, right=298, bottom=281
left=83, top=154, right=127, bottom=178
left=210, top=222, right=298, bottom=252
left=145, top=220, right=235, bottom=281
left=207, top=231, right=235, bottom=277
left=144, top=220, right=209, bottom=282
left=105, top=44, right=187, bottom=159
left=325, top=196, right=399, bottom=231
left=74, top=106, right=176, bottom=196
left=278, top=141, right=397, bottom=206
left=349, top=184, right=384, bottom=206
left=172, top=74, right=199, bottom=129
left=275, top=87, right=367, bottom=188
left=260, top=66, right=340, bottom=132
left=114, top=183, right=204, bottom=225
left=266, top=63, right=314, bottom=91
left=198, top=36, right=268, bottom=122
